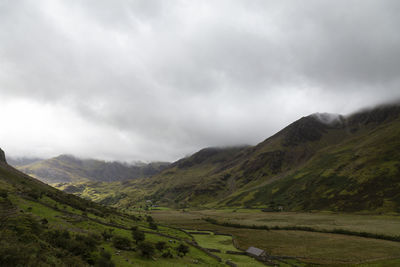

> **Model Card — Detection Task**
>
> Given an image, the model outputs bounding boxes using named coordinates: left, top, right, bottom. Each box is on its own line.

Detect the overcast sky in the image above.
left=1, top=0, right=399, bottom=162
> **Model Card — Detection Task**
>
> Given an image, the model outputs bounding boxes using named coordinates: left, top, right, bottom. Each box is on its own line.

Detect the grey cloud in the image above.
left=0, top=0, right=399, bottom=161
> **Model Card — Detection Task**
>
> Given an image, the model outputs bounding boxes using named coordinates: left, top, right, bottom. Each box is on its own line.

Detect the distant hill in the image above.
left=7, top=156, right=43, bottom=167
left=0, top=149, right=214, bottom=266
left=16, top=154, right=170, bottom=184
left=61, top=102, right=400, bottom=213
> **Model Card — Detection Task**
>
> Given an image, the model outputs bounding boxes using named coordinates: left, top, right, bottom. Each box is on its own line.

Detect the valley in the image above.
left=2, top=102, right=400, bottom=266
left=149, top=208, right=400, bottom=265
left=54, top=103, right=400, bottom=214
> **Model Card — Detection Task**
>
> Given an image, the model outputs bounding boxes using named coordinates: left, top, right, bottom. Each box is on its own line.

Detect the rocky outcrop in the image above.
left=0, top=148, right=7, bottom=164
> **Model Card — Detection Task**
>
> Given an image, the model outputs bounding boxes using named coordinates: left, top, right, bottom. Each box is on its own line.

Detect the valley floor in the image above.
left=148, top=208, right=400, bottom=266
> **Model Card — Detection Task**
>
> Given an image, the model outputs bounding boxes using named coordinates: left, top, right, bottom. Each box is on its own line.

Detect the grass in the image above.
left=230, top=229, right=400, bottom=264
left=151, top=209, right=400, bottom=265
left=191, top=231, right=268, bottom=267
left=12, top=197, right=225, bottom=266
left=203, top=217, right=400, bottom=242
left=192, top=233, right=238, bottom=252
left=153, top=209, right=400, bottom=236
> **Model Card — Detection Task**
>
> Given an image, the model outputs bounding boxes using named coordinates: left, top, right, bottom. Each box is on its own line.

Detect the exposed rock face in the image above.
left=0, top=148, right=7, bottom=164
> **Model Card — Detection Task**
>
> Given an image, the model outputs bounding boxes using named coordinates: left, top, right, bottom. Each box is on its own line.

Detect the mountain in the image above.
left=15, top=154, right=170, bottom=184
left=61, top=102, right=400, bottom=213
left=7, top=156, right=43, bottom=167
left=0, top=149, right=226, bottom=266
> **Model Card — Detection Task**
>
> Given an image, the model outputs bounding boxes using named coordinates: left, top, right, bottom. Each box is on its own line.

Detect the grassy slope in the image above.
left=0, top=161, right=230, bottom=266
left=62, top=103, right=400, bottom=213
left=225, top=114, right=400, bottom=211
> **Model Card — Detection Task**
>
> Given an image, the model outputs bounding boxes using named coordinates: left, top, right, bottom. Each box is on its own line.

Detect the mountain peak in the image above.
left=311, top=112, right=344, bottom=126
left=280, top=115, right=333, bottom=147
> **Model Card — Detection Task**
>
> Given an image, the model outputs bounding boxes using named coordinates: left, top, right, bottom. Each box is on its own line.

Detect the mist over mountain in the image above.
left=59, top=102, right=400, bottom=212
left=7, top=157, right=44, bottom=167
left=16, top=154, right=170, bottom=184
left=1, top=1, right=400, bottom=162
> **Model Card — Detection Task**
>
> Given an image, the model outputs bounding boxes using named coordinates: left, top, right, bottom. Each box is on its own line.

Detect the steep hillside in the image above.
left=0, top=149, right=230, bottom=266
left=61, top=103, right=400, bottom=213
left=16, top=154, right=169, bottom=184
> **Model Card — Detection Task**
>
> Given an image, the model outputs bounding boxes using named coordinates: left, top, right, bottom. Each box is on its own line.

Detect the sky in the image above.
left=1, top=0, right=400, bottom=162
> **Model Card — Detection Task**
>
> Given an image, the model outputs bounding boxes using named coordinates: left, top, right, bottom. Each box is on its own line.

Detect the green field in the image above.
left=191, top=231, right=267, bottom=267
left=150, top=209, right=400, bottom=265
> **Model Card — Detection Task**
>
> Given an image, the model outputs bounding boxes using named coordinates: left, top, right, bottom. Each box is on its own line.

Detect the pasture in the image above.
left=150, top=209, right=400, bottom=265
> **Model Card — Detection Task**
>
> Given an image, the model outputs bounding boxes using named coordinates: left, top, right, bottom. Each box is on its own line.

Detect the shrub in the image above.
left=0, top=190, right=7, bottom=198
left=27, top=190, right=40, bottom=200
left=45, top=230, right=70, bottom=250
left=149, top=221, right=158, bottom=230
left=155, top=241, right=166, bottom=251
left=132, top=229, right=145, bottom=244
left=176, top=244, right=189, bottom=256
left=161, top=249, right=174, bottom=258
left=146, top=215, right=154, bottom=223
left=101, top=229, right=113, bottom=241
left=112, top=236, right=131, bottom=250
left=138, top=242, right=154, bottom=258
left=95, top=251, right=115, bottom=267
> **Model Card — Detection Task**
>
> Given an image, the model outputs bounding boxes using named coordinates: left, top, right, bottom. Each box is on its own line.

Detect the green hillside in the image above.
left=60, top=103, right=400, bottom=213
left=0, top=151, right=243, bottom=266
left=16, top=154, right=169, bottom=184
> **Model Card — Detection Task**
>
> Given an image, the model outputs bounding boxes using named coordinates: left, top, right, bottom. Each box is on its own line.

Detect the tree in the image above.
left=146, top=215, right=154, bottom=223
left=138, top=242, right=154, bottom=258
left=176, top=244, right=189, bottom=256
left=0, top=190, right=7, bottom=198
left=149, top=221, right=158, bottom=230
left=132, top=229, right=145, bottom=244
left=161, top=248, right=173, bottom=258
left=112, top=236, right=131, bottom=250
left=95, top=251, right=115, bottom=267
left=101, top=229, right=113, bottom=241
left=155, top=241, right=166, bottom=251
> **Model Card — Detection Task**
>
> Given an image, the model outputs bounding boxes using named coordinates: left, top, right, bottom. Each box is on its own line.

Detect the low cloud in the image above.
left=1, top=0, right=399, bottom=161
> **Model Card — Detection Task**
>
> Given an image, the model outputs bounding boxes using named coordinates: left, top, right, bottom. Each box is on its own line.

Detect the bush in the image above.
left=112, top=236, right=131, bottom=250
left=146, top=215, right=154, bottom=223
left=155, top=241, right=166, bottom=251
left=101, top=229, right=113, bottom=241
left=27, top=190, right=41, bottom=200
left=45, top=230, right=71, bottom=250
left=138, top=242, right=154, bottom=258
left=176, top=244, right=189, bottom=256
left=0, top=190, right=7, bottom=198
left=161, top=249, right=174, bottom=258
left=132, top=229, right=145, bottom=244
left=149, top=221, right=158, bottom=230
left=95, top=250, right=115, bottom=267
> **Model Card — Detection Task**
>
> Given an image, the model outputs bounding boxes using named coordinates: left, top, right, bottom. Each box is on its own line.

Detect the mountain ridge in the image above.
left=56, top=102, right=400, bottom=212
left=15, top=154, right=170, bottom=184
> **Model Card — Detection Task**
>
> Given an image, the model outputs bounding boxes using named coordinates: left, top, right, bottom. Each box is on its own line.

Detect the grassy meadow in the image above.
left=150, top=209, right=400, bottom=265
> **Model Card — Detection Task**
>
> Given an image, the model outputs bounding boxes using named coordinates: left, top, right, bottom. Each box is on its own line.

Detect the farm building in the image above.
left=246, top=246, right=266, bottom=258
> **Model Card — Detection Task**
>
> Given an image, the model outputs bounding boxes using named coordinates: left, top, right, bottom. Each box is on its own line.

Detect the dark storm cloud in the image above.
left=0, top=0, right=399, bottom=161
